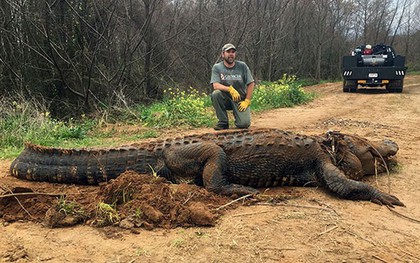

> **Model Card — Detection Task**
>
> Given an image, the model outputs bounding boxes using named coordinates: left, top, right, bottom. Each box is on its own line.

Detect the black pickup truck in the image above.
left=342, top=44, right=407, bottom=93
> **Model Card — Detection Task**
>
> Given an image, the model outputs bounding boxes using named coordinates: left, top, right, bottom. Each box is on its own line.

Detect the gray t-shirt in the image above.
left=210, top=61, right=254, bottom=99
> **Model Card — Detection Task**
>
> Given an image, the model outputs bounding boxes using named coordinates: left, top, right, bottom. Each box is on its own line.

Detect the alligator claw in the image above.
left=371, top=192, right=404, bottom=207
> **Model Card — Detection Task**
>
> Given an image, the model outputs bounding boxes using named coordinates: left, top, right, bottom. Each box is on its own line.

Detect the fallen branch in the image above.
left=231, top=210, right=273, bottom=217
left=317, top=225, right=338, bottom=237
left=308, top=225, right=338, bottom=241
left=344, top=229, right=376, bottom=245
left=372, top=255, right=388, bottom=263
left=393, top=246, right=420, bottom=261
left=0, top=192, right=65, bottom=199
left=254, top=202, right=337, bottom=214
left=215, top=194, right=253, bottom=211
left=386, top=206, right=420, bottom=224
left=310, top=199, right=339, bottom=216
left=1, top=186, right=34, bottom=219
left=258, top=246, right=296, bottom=251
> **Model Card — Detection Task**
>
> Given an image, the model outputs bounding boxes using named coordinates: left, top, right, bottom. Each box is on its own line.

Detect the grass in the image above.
left=0, top=96, right=102, bottom=158
left=252, top=74, right=316, bottom=111
left=137, top=87, right=214, bottom=128
left=57, top=196, right=88, bottom=219
left=108, top=182, right=136, bottom=205
left=0, top=96, right=159, bottom=159
left=0, top=75, right=316, bottom=159
left=95, top=202, right=120, bottom=226
left=407, top=70, right=420, bottom=75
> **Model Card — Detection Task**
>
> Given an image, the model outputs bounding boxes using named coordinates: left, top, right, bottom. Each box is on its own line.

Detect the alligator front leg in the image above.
left=318, top=162, right=404, bottom=207
left=163, top=142, right=258, bottom=196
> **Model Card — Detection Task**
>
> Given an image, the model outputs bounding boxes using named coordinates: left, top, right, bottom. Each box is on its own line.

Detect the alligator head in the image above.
left=319, top=131, right=398, bottom=180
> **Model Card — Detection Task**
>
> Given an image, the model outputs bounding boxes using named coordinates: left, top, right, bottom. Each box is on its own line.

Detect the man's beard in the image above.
left=224, top=57, right=234, bottom=65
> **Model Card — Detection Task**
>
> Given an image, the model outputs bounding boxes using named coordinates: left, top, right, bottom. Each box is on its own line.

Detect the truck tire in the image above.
left=395, top=79, right=403, bottom=93
left=343, top=80, right=357, bottom=93
left=386, top=80, right=403, bottom=93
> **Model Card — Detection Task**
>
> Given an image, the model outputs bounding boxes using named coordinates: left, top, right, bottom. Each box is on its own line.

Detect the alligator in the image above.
left=9, top=128, right=404, bottom=206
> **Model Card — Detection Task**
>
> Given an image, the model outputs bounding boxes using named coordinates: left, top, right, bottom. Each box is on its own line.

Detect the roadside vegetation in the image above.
left=0, top=75, right=316, bottom=159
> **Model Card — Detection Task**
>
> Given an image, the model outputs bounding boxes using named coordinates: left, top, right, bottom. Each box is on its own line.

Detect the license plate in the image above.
left=368, top=73, right=378, bottom=78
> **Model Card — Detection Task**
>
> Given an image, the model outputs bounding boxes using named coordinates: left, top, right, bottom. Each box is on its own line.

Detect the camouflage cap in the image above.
left=222, top=43, right=236, bottom=52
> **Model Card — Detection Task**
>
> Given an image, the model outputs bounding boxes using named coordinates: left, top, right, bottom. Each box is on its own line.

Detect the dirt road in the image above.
left=1, top=75, right=420, bottom=262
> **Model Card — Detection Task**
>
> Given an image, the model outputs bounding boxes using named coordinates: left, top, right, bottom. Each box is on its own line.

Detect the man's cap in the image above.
left=222, top=43, right=236, bottom=52
left=366, top=44, right=372, bottom=49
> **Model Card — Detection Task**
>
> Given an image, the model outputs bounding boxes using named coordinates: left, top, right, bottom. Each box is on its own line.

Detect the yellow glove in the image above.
left=228, top=86, right=241, bottom=102
left=238, top=99, right=251, bottom=111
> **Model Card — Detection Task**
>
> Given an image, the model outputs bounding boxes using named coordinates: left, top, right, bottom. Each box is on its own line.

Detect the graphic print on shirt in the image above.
left=220, top=73, right=242, bottom=81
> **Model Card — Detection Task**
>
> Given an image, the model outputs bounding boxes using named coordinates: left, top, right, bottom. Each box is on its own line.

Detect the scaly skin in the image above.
left=9, top=129, right=403, bottom=206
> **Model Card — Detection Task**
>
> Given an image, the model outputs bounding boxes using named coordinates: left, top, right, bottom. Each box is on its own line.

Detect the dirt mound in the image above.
left=0, top=186, right=57, bottom=222
left=95, top=171, right=234, bottom=229
left=0, top=171, right=235, bottom=229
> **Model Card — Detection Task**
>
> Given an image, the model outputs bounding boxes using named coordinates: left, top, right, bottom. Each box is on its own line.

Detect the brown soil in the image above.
left=1, top=75, right=420, bottom=262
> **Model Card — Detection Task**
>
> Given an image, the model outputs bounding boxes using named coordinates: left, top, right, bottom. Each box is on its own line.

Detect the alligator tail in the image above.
left=9, top=142, right=158, bottom=184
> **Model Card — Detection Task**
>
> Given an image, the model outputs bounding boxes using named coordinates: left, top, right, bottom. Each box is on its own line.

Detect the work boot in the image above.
left=214, top=124, right=229, bottom=130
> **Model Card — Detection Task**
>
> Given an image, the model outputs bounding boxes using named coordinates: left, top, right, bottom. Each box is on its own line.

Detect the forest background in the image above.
left=1, top=0, right=419, bottom=118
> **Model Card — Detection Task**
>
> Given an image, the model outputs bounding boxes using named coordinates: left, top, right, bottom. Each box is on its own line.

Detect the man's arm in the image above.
left=243, top=62, right=255, bottom=100
left=212, top=80, right=241, bottom=102
left=210, top=65, right=230, bottom=91
left=237, top=81, right=255, bottom=111
left=245, top=82, right=255, bottom=100
left=212, top=82, right=230, bottom=92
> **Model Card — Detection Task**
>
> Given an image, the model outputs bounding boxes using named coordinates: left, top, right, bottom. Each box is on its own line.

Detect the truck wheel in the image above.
left=343, top=80, right=357, bottom=93
left=343, top=81, right=349, bottom=92
left=387, top=80, right=403, bottom=93
left=395, top=80, right=403, bottom=93
left=386, top=83, right=394, bottom=93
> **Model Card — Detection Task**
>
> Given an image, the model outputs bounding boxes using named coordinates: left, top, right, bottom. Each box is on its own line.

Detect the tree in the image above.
left=1, top=0, right=419, bottom=118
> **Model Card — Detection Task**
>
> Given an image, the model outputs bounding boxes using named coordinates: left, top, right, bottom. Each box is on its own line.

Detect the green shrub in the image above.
left=139, top=87, right=214, bottom=128
left=0, top=96, right=99, bottom=158
left=253, top=74, right=315, bottom=111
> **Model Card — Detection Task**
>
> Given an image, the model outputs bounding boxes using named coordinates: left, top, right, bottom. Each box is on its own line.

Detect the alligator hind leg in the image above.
left=163, top=142, right=258, bottom=196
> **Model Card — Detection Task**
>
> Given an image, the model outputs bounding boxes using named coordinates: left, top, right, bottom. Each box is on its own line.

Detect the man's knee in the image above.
left=211, top=90, right=223, bottom=100
left=235, top=120, right=250, bottom=129
left=212, top=90, right=230, bottom=110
